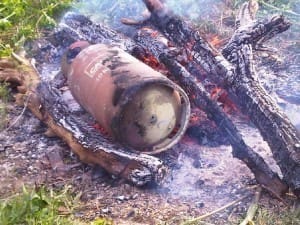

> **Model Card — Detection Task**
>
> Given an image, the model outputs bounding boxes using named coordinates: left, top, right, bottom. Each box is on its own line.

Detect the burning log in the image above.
left=52, top=13, right=136, bottom=51
left=222, top=2, right=300, bottom=197
left=1, top=0, right=299, bottom=198
left=142, top=0, right=300, bottom=196
left=0, top=57, right=168, bottom=186
left=133, top=28, right=287, bottom=197
left=63, top=42, right=190, bottom=154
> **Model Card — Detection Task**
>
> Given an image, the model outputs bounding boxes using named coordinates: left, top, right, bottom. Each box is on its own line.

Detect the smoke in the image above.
left=72, top=0, right=226, bottom=28
left=65, top=0, right=300, bottom=199
left=165, top=0, right=223, bottom=20
left=72, top=0, right=146, bottom=31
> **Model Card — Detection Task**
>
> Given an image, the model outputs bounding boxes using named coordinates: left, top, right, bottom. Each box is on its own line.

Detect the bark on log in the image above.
left=17, top=9, right=286, bottom=193
left=142, top=0, right=300, bottom=197
left=222, top=2, right=300, bottom=196
left=48, top=11, right=292, bottom=196
left=53, top=14, right=279, bottom=191
left=1, top=2, right=299, bottom=197
left=51, top=13, right=136, bottom=52
left=133, top=28, right=287, bottom=197
left=0, top=57, right=167, bottom=186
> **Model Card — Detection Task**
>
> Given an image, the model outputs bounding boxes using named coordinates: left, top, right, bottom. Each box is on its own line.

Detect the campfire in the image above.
left=1, top=0, right=299, bottom=201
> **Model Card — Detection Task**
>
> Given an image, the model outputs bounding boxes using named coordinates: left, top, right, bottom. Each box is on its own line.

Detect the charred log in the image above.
left=223, top=1, right=300, bottom=196
left=222, top=15, right=290, bottom=58
left=1, top=1, right=299, bottom=197
left=0, top=58, right=167, bottom=186
left=133, top=29, right=287, bottom=197
left=50, top=13, right=136, bottom=52
left=142, top=0, right=300, bottom=197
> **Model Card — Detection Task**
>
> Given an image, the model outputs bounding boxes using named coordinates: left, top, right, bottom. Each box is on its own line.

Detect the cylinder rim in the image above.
left=111, top=78, right=191, bottom=154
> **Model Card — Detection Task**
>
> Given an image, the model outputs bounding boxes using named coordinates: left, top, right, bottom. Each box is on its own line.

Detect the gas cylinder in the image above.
left=63, top=42, right=190, bottom=154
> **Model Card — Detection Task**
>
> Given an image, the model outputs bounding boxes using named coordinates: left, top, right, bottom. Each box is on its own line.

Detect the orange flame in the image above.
left=211, top=87, right=238, bottom=114
left=139, top=51, right=169, bottom=75
left=142, top=54, right=161, bottom=68
left=92, top=123, right=110, bottom=137
left=189, top=109, right=209, bottom=125
left=207, top=34, right=226, bottom=48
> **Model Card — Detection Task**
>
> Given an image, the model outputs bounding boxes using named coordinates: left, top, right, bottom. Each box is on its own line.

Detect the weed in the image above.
left=0, top=186, right=81, bottom=225
left=177, top=205, right=300, bottom=225
left=254, top=207, right=300, bottom=225
left=0, top=103, right=7, bottom=129
left=0, top=82, right=9, bottom=129
left=0, top=0, right=72, bottom=56
left=0, top=185, right=115, bottom=225
left=0, top=82, right=9, bottom=101
left=91, top=218, right=114, bottom=225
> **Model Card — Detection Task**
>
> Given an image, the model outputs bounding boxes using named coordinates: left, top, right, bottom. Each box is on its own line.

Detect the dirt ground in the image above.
left=0, top=101, right=296, bottom=225
left=1, top=1, right=300, bottom=224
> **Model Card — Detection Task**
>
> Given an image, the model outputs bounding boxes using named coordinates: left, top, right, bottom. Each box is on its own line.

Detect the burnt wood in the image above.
left=223, top=3, right=300, bottom=197
left=0, top=58, right=167, bottom=186
left=133, top=28, right=287, bottom=197
left=142, top=0, right=300, bottom=196
left=1, top=0, right=299, bottom=198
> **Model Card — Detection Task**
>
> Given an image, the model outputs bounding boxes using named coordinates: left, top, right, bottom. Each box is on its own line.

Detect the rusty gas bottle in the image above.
left=64, top=42, right=190, bottom=154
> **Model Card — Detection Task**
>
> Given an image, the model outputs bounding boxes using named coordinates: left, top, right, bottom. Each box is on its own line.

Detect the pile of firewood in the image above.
left=0, top=0, right=299, bottom=198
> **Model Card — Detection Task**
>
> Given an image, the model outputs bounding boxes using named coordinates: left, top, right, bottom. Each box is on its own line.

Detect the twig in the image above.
left=181, top=193, right=252, bottom=225
left=11, top=52, right=30, bottom=66
left=239, top=187, right=262, bottom=225
left=4, top=94, right=30, bottom=131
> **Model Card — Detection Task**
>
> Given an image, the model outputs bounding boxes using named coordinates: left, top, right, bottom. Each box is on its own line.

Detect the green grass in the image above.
left=0, top=82, right=9, bottom=129
left=253, top=207, right=300, bottom=225
left=258, top=0, right=300, bottom=16
left=0, top=0, right=73, bottom=126
left=0, top=186, right=79, bottom=225
left=175, top=205, right=300, bottom=225
left=0, top=0, right=72, bottom=57
left=91, top=218, right=114, bottom=225
left=0, top=186, right=114, bottom=225
left=0, top=1, right=299, bottom=224
left=0, top=82, right=9, bottom=101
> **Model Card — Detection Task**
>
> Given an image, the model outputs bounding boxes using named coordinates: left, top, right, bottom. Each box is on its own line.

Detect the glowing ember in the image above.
left=142, top=53, right=161, bottom=68
left=137, top=51, right=169, bottom=74
left=92, top=123, right=110, bottom=137
left=211, top=87, right=239, bottom=114
left=207, top=34, right=226, bottom=48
